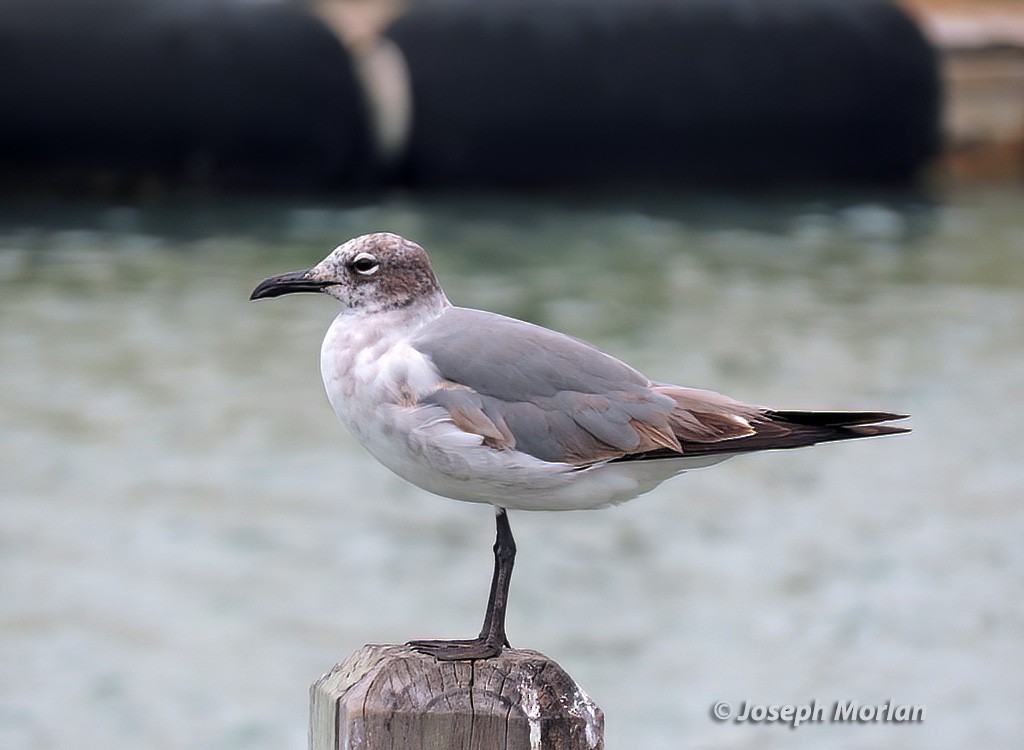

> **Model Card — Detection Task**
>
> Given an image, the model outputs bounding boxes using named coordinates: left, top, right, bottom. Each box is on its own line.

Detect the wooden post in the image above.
left=311, top=644, right=604, bottom=750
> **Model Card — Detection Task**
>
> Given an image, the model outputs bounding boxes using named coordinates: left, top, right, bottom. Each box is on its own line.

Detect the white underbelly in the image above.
left=346, top=402, right=733, bottom=511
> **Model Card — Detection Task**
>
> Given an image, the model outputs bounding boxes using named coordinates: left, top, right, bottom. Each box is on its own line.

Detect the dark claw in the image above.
left=407, top=637, right=505, bottom=661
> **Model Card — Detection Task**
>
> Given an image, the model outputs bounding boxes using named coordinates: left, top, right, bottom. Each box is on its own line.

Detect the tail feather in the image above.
left=614, top=409, right=910, bottom=462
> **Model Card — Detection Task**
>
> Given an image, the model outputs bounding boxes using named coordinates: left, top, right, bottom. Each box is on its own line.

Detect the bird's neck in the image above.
left=321, top=295, right=449, bottom=382
left=336, top=292, right=450, bottom=336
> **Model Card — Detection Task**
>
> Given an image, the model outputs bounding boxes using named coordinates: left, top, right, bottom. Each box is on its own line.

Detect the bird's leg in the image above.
left=408, top=507, right=516, bottom=660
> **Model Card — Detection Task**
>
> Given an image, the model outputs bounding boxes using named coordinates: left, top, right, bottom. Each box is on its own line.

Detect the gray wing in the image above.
left=410, top=307, right=756, bottom=464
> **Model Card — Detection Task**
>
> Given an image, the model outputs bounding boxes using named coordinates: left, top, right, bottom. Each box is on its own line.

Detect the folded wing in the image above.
left=411, top=307, right=908, bottom=466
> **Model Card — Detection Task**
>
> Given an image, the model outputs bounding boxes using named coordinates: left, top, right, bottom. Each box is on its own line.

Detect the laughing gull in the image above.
left=251, top=231, right=909, bottom=660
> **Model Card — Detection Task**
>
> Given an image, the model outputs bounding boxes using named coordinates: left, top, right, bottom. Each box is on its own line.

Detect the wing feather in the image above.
left=412, top=308, right=681, bottom=463
left=411, top=307, right=909, bottom=466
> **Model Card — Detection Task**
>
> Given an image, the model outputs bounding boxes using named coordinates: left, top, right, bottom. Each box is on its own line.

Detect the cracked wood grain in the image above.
left=311, top=644, right=603, bottom=750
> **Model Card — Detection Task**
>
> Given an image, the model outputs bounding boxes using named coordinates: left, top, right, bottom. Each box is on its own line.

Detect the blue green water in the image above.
left=2, top=187, right=1022, bottom=749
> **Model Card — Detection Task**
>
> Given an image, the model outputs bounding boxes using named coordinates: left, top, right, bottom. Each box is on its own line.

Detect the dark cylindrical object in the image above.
left=387, top=1, right=942, bottom=187
left=0, top=0, right=372, bottom=188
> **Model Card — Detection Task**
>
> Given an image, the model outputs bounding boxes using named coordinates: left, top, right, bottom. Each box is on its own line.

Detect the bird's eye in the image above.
left=351, top=253, right=379, bottom=276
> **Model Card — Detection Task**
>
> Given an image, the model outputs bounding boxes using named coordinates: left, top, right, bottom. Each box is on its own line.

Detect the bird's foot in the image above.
left=407, top=635, right=507, bottom=661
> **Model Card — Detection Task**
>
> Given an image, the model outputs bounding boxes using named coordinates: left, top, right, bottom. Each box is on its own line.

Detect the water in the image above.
left=1, top=188, right=1022, bottom=749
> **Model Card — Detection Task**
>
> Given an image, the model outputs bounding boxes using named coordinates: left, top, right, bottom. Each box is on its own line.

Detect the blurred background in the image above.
left=1, top=1, right=1023, bottom=748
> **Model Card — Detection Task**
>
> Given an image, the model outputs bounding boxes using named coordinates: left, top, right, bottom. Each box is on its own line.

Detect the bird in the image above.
left=250, top=231, right=909, bottom=661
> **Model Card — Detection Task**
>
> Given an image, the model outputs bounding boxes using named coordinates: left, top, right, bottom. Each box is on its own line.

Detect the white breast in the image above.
left=320, top=308, right=441, bottom=428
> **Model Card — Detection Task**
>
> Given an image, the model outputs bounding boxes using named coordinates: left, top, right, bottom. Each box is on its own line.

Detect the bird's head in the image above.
left=250, top=232, right=446, bottom=313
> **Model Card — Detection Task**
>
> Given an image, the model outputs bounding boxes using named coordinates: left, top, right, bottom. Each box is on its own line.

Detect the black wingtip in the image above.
left=766, top=410, right=910, bottom=428
left=762, top=409, right=912, bottom=447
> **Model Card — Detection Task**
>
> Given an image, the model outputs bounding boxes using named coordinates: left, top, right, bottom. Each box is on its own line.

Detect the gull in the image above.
left=251, top=232, right=909, bottom=660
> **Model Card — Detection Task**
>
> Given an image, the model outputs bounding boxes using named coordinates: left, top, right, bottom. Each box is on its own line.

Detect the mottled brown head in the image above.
left=250, top=232, right=447, bottom=312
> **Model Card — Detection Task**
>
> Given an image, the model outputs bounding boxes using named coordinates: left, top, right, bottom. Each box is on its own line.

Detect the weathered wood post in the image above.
left=311, top=644, right=603, bottom=750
